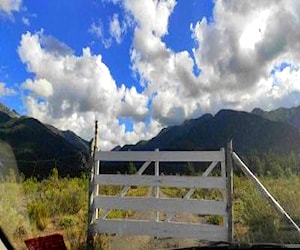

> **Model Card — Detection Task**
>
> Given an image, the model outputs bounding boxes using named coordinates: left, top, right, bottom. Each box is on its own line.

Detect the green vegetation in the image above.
left=0, top=103, right=89, bottom=179
left=0, top=169, right=89, bottom=250
left=128, top=162, right=137, bottom=174
left=0, top=168, right=299, bottom=249
left=252, top=105, right=300, bottom=130
left=244, top=151, right=299, bottom=177
left=233, top=176, right=300, bottom=243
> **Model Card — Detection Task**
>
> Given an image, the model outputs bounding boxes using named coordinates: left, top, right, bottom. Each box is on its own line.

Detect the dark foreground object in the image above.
left=24, top=233, right=67, bottom=250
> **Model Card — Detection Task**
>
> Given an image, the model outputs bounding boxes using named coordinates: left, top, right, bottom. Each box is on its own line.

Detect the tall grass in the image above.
left=0, top=169, right=299, bottom=249
left=234, top=176, right=300, bottom=243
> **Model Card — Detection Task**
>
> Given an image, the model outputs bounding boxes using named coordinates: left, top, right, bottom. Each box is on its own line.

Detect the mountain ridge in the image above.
left=121, top=108, right=300, bottom=156
left=2, top=102, right=300, bottom=178
left=0, top=103, right=90, bottom=179
left=251, top=105, right=300, bottom=132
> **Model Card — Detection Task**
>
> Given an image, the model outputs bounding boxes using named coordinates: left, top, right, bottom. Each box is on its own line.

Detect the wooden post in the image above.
left=93, top=120, right=99, bottom=158
left=226, top=140, right=233, bottom=243
left=94, top=121, right=100, bottom=219
left=87, top=120, right=99, bottom=250
left=155, top=148, right=160, bottom=222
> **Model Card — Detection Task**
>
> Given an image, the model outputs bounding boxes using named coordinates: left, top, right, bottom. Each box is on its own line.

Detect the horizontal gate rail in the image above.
left=95, top=175, right=226, bottom=190
left=94, top=196, right=227, bottom=215
left=93, top=219, right=227, bottom=241
left=95, top=150, right=225, bottom=162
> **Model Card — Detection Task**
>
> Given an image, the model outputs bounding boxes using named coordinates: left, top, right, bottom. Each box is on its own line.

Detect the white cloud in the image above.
left=89, top=21, right=103, bottom=38
left=265, top=64, right=300, bottom=108
left=89, top=20, right=112, bottom=48
left=22, top=16, right=29, bottom=26
left=123, top=0, right=211, bottom=125
left=191, top=0, right=300, bottom=111
left=119, top=85, right=148, bottom=121
left=18, top=0, right=300, bottom=150
left=18, top=31, right=155, bottom=150
left=123, top=0, right=300, bottom=127
left=0, top=82, right=16, bottom=97
left=90, top=14, right=127, bottom=47
left=109, top=14, right=122, bottom=44
left=21, top=78, right=53, bottom=98
left=124, top=0, right=176, bottom=37
left=39, top=32, right=73, bottom=56
left=0, top=0, right=21, bottom=15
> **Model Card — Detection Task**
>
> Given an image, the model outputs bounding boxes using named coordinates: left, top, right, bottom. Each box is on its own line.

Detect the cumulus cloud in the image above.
left=121, top=0, right=300, bottom=128
left=0, top=0, right=21, bottom=15
left=21, top=78, right=53, bottom=98
left=18, top=0, right=300, bottom=149
left=122, top=0, right=211, bottom=125
left=0, top=82, right=16, bottom=97
left=119, top=85, right=148, bottom=121
left=39, top=32, right=73, bottom=56
left=18, top=31, right=157, bottom=150
left=191, top=0, right=300, bottom=111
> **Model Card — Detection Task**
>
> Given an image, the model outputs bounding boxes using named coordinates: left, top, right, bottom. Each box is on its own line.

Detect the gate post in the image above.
left=87, top=147, right=95, bottom=250
left=226, top=140, right=233, bottom=243
left=87, top=120, right=99, bottom=250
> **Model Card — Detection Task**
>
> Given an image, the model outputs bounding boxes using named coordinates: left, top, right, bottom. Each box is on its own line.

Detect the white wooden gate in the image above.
left=88, top=149, right=231, bottom=243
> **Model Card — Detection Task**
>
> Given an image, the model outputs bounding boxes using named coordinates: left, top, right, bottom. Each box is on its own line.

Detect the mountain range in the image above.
left=1, top=102, right=300, bottom=178
left=121, top=108, right=300, bottom=156
left=0, top=103, right=90, bottom=179
left=252, top=106, right=300, bottom=131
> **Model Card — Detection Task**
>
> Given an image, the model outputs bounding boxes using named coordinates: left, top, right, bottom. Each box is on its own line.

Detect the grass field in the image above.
left=1, top=169, right=299, bottom=249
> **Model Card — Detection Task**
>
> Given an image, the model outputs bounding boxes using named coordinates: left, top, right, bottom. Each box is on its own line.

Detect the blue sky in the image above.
left=0, top=0, right=300, bottom=150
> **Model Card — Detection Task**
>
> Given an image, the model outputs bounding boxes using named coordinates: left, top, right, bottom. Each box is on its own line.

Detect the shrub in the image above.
left=206, top=215, right=223, bottom=225
left=27, top=200, right=48, bottom=230
left=59, top=215, right=79, bottom=229
left=94, top=234, right=111, bottom=250
left=233, top=176, right=300, bottom=243
left=106, top=209, right=134, bottom=219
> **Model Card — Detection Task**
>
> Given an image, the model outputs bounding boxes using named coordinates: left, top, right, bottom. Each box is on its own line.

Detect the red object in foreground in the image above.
left=24, top=233, right=67, bottom=250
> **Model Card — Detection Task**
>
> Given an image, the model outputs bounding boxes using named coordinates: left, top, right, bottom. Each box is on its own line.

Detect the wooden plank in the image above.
left=220, top=148, right=226, bottom=178
left=93, top=219, right=227, bottom=241
left=95, top=175, right=226, bottom=190
left=94, top=196, right=227, bottom=215
left=95, top=151, right=225, bottom=162
left=155, top=149, right=160, bottom=221
left=95, top=160, right=100, bottom=220
left=202, top=161, right=218, bottom=177
left=220, top=148, right=227, bottom=204
left=183, top=188, right=195, bottom=199
left=136, top=161, right=151, bottom=174
left=226, top=141, right=233, bottom=243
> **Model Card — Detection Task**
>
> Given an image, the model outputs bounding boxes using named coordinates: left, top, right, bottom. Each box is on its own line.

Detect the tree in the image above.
left=185, top=162, right=196, bottom=176
left=128, top=162, right=137, bottom=174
